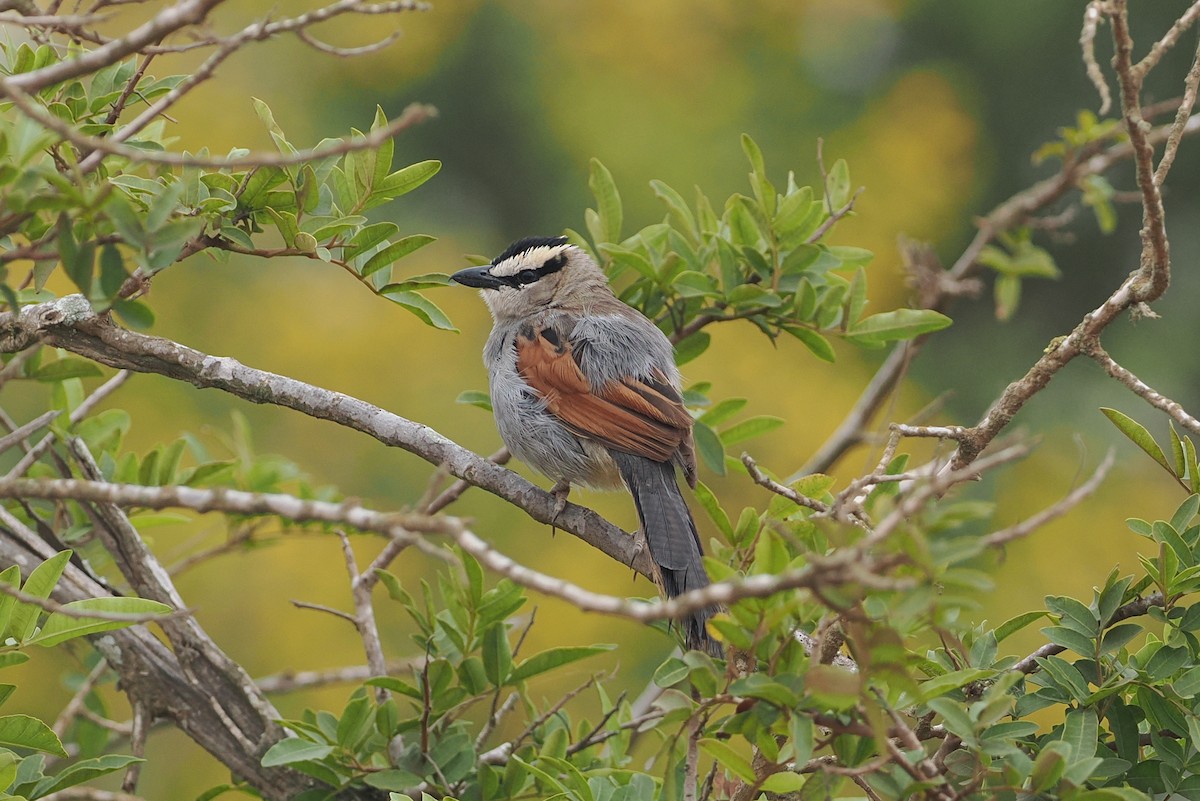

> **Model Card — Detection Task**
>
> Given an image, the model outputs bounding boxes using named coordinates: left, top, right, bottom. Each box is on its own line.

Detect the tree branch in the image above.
left=0, top=295, right=649, bottom=577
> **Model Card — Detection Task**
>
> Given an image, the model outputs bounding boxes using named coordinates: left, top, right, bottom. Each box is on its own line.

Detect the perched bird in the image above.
left=451, top=236, right=721, bottom=656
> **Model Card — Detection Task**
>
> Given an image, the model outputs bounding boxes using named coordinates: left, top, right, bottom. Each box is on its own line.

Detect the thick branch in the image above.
left=0, top=295, right=649, bottom=578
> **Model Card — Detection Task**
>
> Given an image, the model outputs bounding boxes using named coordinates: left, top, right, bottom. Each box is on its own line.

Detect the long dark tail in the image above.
left=611, top=452, right=722, bottom=657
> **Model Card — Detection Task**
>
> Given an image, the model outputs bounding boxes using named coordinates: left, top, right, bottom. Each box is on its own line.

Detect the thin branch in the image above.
left=339, top=532, right=389, bottom=701
left=1, top=79, right=437, bottom=169
left=52, top=658, right=110, bottom=739
left=122, top=702, right=147, bottom=794
left=255, top=660, right=422, bottom=694
left=1085, top=344, right=1200, bottom=437
left=1134, top=0, right=1200, bottom=78
left=803, top=110, right=1200, bottom=477
left=1081, top=2, right=1112, bottom=114
left=1110, top=0, right=1170, bottom=302
left=296, top=27, right=401, bottom=57
left=981, top=450, right=1114, bottom=547
left=5, top=370, right=131, bottom=479
left=0, top=410, right=59, bottom=457
left=890, top=423, right=968, bottom=441
left=0, top=295, right=649, bottom=577
left=0, top=0, right=223, bottom=94
left=741, top=454, right=830, bottom=513
left=1154, top=32, right=1200, bottom=186
left=290, top=599, right=359, bottom=626
left=805, top=186, right=865, bottom=244
left=424, top=447, right=511, bottom=515
left=0, top=475, right=913, bottom=625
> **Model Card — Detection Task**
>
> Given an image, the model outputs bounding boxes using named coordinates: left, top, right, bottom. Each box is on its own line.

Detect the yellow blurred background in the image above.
left=7, top=0, right=1200, bottom=796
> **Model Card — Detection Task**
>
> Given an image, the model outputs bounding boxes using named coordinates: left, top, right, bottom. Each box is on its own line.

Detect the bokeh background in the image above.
left=9, top=1, right=1200, bottom=796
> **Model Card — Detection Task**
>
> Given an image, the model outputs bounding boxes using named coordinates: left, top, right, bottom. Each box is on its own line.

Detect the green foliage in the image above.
left=0, top=550, right=161, bottom=799
left=978, top=229, right=1062, bottom=321
left=266, top=552, right=630, bottom=800
left=570, top=136, right=951, bottom=365
left=0, top=45, right=444, bottom=330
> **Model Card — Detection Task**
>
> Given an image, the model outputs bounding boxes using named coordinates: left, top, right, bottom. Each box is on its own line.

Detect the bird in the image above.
left=451, top=235, right=721, bottom=656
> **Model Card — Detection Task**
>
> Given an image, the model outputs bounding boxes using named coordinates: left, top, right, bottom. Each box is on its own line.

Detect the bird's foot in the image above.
left=548, top=479, right=571, bottom=536
left=629, top=527, right=646, bottom=576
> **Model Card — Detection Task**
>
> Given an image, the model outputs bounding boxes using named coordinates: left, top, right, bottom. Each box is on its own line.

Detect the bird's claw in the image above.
left=548, top=480, right=571, bottom=536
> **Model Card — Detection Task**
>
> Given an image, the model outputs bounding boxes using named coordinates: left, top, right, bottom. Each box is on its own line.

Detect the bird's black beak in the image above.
left=450, top=265, right=504, bottom=290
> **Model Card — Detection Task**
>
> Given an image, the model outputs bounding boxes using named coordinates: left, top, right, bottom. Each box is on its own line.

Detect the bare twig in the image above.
left=1, top=79, right=436, bottom=170
left=5, top=370, right=131, bottom=479
left=52, top=658, right=110, bottom=739
left=339, top=532, right=389, bottom=701
left=1154, top=33, right=1200, bottom=186
left=1081, top=2, right=1112, bottom=114
left=1084, top=345, right=1200, bottom=438
left=255, top=660, right=423, bottom=694
left=981, top=451, right=1114, bottom=547
left=290, top=599, right=358, bottom=626
left=741, top=454, right=830, bottom=514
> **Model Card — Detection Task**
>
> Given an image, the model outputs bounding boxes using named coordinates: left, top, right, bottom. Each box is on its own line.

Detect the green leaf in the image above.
left=699, top=398, right=748, bottom=427
left=31, top=358, right=102, bottom=383
left=510, top=644, right=614, bottom=683
left=335, top=694, right=373, bottom=749
left=30, top=754, right=143, bottom=798
left=0, top=715, right=66, bottom=757
left=693, top=481, right=733, bottom=539
left=1100, top=408, right=1174, bottom=476
left=113, top=299, right=154, bottom=330
left=0, top=565, right=21, bottom=638
left=719, top=416, right=784, bottom=445
left=846, top=309, right=953, bottom=346
left=345, top=221, right=399, bottom=255
left=374, top=160, right=441, bottom=199
left=455, top=390, right=492, bottom=412
left=1144, top=644, right=1188, bottom=680
left=1171, top=494, right=1200, bottom=533
left=673, top=331, right=710, bottom=366
left=260, top=738, right=334, bottom=767
left=28, top=597, right=175, bottom=647
left=825, top=158, right=851, bottom=210
left=57, top=214, right=94, bottom=295
left=378, top=289, right=456, bottom=331
left=916, top=668, right=995, bottom=703
left=1030, top=741, right=1070, bottom=792
left=1040, top=626, right=1095, bottom=657
left=482, top=622, right=512, bottom=686
left=1098, top=622, right=1141, bottom=654
left=363, top=768, right=423, bottom=791
left=693, top=421, right=725, bottom=475
left=698, top=739, right=755, bottom=782
left=360, top=234, right=436, bottom=277
left=588, top=158, right=622, bottom=243
left=7, top=551, right=71, bottom=643
left=760, top=772, right=805, bottom=793
left=652, top=656, right=689, bottom=688
left=650, top=180, right=697, bottom=239
left=782, top=325, right=835, bottom=362
left=96, top=244, right=127, bottom=305
left=1062, top=708, right=1098, bottom=762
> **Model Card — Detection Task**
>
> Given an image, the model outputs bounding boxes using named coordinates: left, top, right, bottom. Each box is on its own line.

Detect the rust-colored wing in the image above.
left=515, top=325, right=692, bottom=465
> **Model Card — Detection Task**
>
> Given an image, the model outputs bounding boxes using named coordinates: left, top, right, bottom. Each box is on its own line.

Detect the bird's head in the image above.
left=450, top=236, right=607, bottom=321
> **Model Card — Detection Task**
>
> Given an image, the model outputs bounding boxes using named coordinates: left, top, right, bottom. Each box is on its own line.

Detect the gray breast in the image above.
left=483, top=325, right=621, bottom=489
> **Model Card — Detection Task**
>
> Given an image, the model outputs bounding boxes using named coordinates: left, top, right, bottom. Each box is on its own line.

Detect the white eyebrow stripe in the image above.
left=490, top=244, right=571, bottom=277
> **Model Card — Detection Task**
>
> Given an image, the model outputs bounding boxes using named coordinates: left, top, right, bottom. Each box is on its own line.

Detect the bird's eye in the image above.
left=514, top=269, right=540, bottom=285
